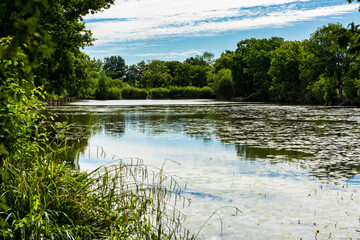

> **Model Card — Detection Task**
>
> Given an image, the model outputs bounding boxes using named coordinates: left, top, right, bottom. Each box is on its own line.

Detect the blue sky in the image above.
left=84, top=0, right=360, bottom=65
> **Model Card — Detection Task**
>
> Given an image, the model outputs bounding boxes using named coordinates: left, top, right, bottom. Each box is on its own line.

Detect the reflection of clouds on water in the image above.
left=49, top=100, right=360, bottom=239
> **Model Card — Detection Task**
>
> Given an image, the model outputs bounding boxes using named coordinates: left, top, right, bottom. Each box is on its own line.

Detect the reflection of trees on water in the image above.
left=50, top=104, right=360, bottom=182
left=49, top=108, right=126, bottom=168
left=235, top=145, right=312, bottom=161
left=132, top=104, right=360, bottom=183
left=207, top=105, right=360, bottom=182
left=309, top=161, right=360, bottom=182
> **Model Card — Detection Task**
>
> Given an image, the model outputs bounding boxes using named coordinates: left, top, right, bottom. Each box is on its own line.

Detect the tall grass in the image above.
left=0, top=156, right=193, bottom=239
left=106, top=87, right=148, bottom=99
left=149, top=86, right=214, bottom=99
left=1, top=120, right=193, bottom=239
left=108, top=87, right=122, bottom=99
left=98, top=85, right=214, bottom=100
left=121, top=86, right=148, bottom=99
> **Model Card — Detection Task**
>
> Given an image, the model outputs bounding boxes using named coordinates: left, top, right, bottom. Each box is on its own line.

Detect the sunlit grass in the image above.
left=0, top=154, right=194, bottom=239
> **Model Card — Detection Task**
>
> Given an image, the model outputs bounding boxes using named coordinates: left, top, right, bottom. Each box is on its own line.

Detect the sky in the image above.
left=83, top=0, right=360, bottom=65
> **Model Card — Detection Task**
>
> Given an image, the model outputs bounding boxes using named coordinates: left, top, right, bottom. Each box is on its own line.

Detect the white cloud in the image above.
left=85, top=1, right=359, bottom=44
left=130, top=50, right=203, bottom=58
left=86, top=0, right=311, bottom=20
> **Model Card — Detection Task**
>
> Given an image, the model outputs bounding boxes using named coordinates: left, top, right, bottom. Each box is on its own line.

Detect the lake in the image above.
left=50, top=99, right=360, bottom=239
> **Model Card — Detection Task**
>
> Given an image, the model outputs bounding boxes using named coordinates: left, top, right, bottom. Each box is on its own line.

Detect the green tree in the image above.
left=184, top=53, right=210, bottom=66
left=173, top=62, right=193, bottom=86
left=328, top=0, right=360, bottom=58
left=303, top=24, right=352, bottom=104
left=125, top=64, right=140, bottom=87
left=144, top=60, right=171, bottom=88
left=343, top=61, right=360, bottom=103
left=213, top=50, right=235, bottom=73
left=103, top=55, right=126, bottom=79
left=0, top=0, right=115, bottom=97
left=299, top=38, right=330, bottom=103
left=190, top=65, right=209, bottom=87
left=95, top=72, right=111, bottom=99
left=136, top=60, right=148, bottom=88
left=269, top=41, right=303, bottom=103
left=202, top=51, right=215, bottom=66
left=232, top=37, right=284, bottom=100
left=323, top=24, right=353, bottom=103
left=172, top=62, right=210, bottom=87
left=208, top=69, right=234, bottom=99
left=165, top=60, right=181, bottom=79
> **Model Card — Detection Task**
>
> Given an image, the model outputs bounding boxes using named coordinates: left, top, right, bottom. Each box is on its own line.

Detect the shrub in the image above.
left=216, top=77, right=234, bottom=99
left=149, top=86, right=214, bottom=99
left=149, top=87, right=171, bottom=99
left=95, top=73, right=111, bottom=100
left=209, top=69, right=234, bottom=99
left=108, top=87, right=122, bottom=99
left=121, top=87, right=148, bottom=99
left=200, top=86, right=215, bottom=99
left=110, top=78, right=127, bottom=88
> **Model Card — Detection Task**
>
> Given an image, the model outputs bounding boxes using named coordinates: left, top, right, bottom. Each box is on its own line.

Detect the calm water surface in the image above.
left=51, top=99, right=360, bottom=239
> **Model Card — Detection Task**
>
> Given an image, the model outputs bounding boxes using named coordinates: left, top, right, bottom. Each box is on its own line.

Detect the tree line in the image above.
left=45, top=23, right=360, bottom=105
left=2, top=2, right=359, bottom=105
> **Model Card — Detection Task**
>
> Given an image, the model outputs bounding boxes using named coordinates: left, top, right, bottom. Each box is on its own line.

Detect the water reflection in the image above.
left=48, top=100, right=360, bottom=239
left=235, top=145, right=313, bottom=160
left=49, top=101, right=360, bottom=182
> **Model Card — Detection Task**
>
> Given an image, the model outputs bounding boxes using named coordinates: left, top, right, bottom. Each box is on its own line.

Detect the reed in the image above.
left=0, top=156, right=193, bottom=239
left=121, top=87, right=148, bottom=99
left=149, top=86, right=214, bottom=99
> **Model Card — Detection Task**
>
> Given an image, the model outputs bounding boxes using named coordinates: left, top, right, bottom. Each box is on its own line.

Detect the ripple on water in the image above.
left=49, top=100, right=360, bottom=239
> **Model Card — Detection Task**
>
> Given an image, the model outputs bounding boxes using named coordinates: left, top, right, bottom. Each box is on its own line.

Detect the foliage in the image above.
left=172, top=63, right=210, bottom=87
left=232, top=37, right=284, bottom=99
left=1, top=157, right=193, bottom=239
left=144, top=60, right=171, bottom=88
left=198, top=86, right=215, bottom=99
left=165, top=61, right=182, bottom=79
left=208, top=69, right=234, bottom=99
left=110, top=78, right=127, bottom=88
left=0, top=0, right=115, bottom=97
left=121, top=86, right=148, bottom=99
left=126, top=64, right=143, bottom=87
left=269, top=41, right=303, bottom=103
left=149, top=86, right=214, bottom=99
left=300, top=24, right=355, bottom=104
left=327, top=0, right=360, bottom=59
left=213, top=50, right=235, bottom=73
left=172, top=63, right=193, bottom=86
left=202, top=51, right=215, bottom=66
left=305, top=75, right=327, bottom=104
left=104, top=55, right=126, bottom=79
left=108, top=87, right=122, bottom=99
left=98, top=27, right=360, bottom=105
left=0, top=37, right=47, bottom=163
left=95, top=72, right=111, bottom=100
